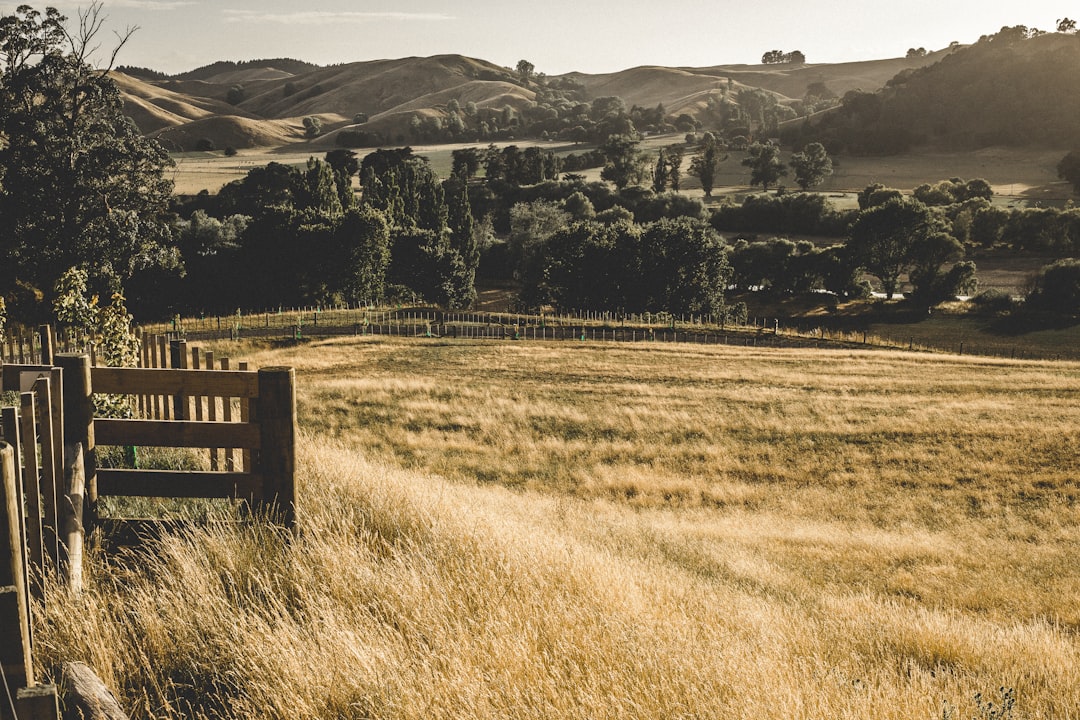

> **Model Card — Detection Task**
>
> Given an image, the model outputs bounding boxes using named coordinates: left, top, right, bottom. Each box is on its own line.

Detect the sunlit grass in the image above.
left=34, top=336, right=1080, bottom=718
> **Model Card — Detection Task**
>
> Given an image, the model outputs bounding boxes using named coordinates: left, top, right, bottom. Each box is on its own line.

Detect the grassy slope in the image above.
left=38, top=337, right=1080, bottom=719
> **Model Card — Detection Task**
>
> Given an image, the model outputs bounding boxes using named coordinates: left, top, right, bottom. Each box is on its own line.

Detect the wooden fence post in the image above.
left=1, top=441, right=34, bottom=694
left=257, top=368, right=296, bottom=529
left=37, top=325, right=54, bottom=366
left=56, top=354, right=96, bottom=533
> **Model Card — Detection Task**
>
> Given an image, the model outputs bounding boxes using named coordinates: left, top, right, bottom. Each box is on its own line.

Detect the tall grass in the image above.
left=35, top=337, right=1080, bottom=718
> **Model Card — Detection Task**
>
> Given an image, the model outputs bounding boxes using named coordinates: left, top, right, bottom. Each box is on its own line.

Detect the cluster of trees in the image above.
left=0, top=4, right=177, bottom=323
left=787, top=25, right=1080, bottom=155
left=761, top=50, right=806, bottom=65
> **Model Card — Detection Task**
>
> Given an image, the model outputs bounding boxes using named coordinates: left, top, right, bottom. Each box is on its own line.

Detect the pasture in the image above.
left=169, top=139, right=1073, bottom=207
left=37, top=336, right=1080, bottom=719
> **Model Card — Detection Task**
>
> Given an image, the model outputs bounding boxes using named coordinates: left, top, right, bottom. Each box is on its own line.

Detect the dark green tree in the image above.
left=600, top=134, right=648, bottom=189
left=1057, top=151, right=1080, bottom=193
left=324, top=148, right=359, bottom=210
left=0, top=3, right=175, bottom=316
left=652, top=149, right=669, bottom=193
left=689, top=133, right=723, bottom=197
left=667, top=145, right=684, bottom=191
left=848, top=197, right=945, bottom=299
left=742, top=142, right=788, bottom=190
left=789, top=142, right=833, bottom=190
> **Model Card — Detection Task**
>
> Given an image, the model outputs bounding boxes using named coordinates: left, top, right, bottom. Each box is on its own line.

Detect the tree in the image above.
left=1058, top=151, right=1080, bottom=193
left=1057, top=17, right=1077, bottom=33
left=688, top=133, right=723, bottom=197
left=906, top=47, right=928, bottom=58
left=303, top=116, right=323, bottom=138
left=762, top=50, right=785, bottom=64
left=1026, top=258, right=1080, bottom=314
left=666, top=145, right=684, bottom=191
left=600, top=134, right=648, bottom=189
left=652, top=149, right=669, bottom=193
left=789, top=142, right=833, bottom=190
left=847, top=197, right=945, bottom=299
left=516, top=59, right=535, bottom=86
left=742, top=142, right=787, bottom=190
left=784, top=50, right=806, bottom=64
left=0, top=3, right=175, bottom=317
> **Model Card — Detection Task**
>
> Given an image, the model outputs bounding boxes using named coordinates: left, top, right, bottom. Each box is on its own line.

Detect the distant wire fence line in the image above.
left=132, top=303, right=1065, bottom=360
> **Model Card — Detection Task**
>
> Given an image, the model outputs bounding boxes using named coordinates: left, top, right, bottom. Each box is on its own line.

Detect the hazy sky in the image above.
left=30, top=0, right=1080, bottom=75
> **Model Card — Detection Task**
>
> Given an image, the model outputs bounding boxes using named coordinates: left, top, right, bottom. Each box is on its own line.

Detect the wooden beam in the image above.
left=257, top=368, right=296, bottom=529
left=97, top=469, right=263, bottom=500
left=94, top=419, right=261, bottom=450
left=90, top=367, right=259, bottom=398
left=0, top=442, right=33, bottom=690
left=56, top=355, right=97, bottom=533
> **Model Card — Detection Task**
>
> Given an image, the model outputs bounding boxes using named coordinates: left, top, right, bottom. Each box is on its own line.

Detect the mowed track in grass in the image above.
left=39, top=336, right=1080, bottom=718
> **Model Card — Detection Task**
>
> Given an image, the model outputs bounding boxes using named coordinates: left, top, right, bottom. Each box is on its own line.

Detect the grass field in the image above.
left=36, top=336, right=1080, bottom=719
left=169, top=138, right=1074, bottom=207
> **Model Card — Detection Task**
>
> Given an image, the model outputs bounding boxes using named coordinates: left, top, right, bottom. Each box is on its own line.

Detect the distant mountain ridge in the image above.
left=115, top=36, right=1080, bottom=154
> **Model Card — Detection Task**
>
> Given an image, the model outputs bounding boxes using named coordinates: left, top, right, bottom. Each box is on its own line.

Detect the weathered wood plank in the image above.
left=97, top=469, right=263, bottom=499
left=91, top=367, right=259, bottom=398
left=257, top=367, right=296, bottom=529
left=61, top=662, right=130, bottom=720
left=94, top=419, right=261, bottom=449
left=1, top=442, right=33, bottom=690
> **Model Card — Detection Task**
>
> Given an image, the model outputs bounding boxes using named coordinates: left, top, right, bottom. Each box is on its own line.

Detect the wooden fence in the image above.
left=0, top=344, right=297, bottom=718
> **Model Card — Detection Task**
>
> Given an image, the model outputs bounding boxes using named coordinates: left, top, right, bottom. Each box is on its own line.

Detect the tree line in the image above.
left=2, top=5, right=1078, bottom=330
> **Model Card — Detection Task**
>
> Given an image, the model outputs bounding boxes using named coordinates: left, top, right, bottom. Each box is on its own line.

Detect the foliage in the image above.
left=1025, top=258, right=1080, bottom=315
left=518, top=217, right=730, bottom=314
left=847, top=197, right=948, bottom=299
left=742, top=143, right=787, bottom=190
left=302, top=116, right=323, bottom=138
left=53, top=267, right=100, bottom=342
left=0, top=4, right=175, bottom=320
left=711, top=192, right=854, bottom=237
left=600, top=134, right=649, bottom=189
left=789, top=142, right=833, bottom=190
left=689, top=133, right=723, bottom=197
left=1057, top=151, right=1080, bottom=193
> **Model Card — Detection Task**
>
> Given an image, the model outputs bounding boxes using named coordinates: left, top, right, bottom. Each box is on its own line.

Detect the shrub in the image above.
left=1025, top=258, right=1080, bottom=315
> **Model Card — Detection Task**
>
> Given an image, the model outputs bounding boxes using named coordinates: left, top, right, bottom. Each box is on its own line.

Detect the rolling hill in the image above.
left=116, top=34, right=1080, bottom=154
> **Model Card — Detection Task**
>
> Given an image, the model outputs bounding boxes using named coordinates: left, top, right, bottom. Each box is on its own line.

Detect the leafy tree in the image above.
left=689, top=133, right=723, bottom=197
left=516, top=59, right=535, bottom=86
left=1057, top=17, right=1077, bottom=33
left=762, top=50, right=785, bottom=64
left=600, top=134, right=648, bottom=189
left=325, top=148, right=359, bottom=210
left=0, top=3, right=175, bottom=318
left=789, top=142, right=833, bottom=190
left=1058, top=151, right=1080, bottom=193
left=847, top=197, right=946, bottom=299
left=451, top=147, right=482, bottom=179
left=227, top=84, right=245, bottom=104
left=784, top=50, right=806, bottom=64
left=302, top=158, right=343, bottom=216
left=666, top=145, right=684, bottom=191
left=906, top=47, right=928, bottom=58
left=303, top=116, right=323, bottom=138
left=742, top=142, right=787, bottom=190
left=652, top=149, right=669, bottom=193
left=857, top=183, right=903, bottom=209
left=1026, top=258, right=1080, bottom=314
left=336, top=206, right=390, bottom=303
left=907, top=231, right=966, bottom=306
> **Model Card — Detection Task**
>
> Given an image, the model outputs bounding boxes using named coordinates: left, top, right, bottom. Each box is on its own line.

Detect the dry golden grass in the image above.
left=36, top=337, right=1080, bottom=718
